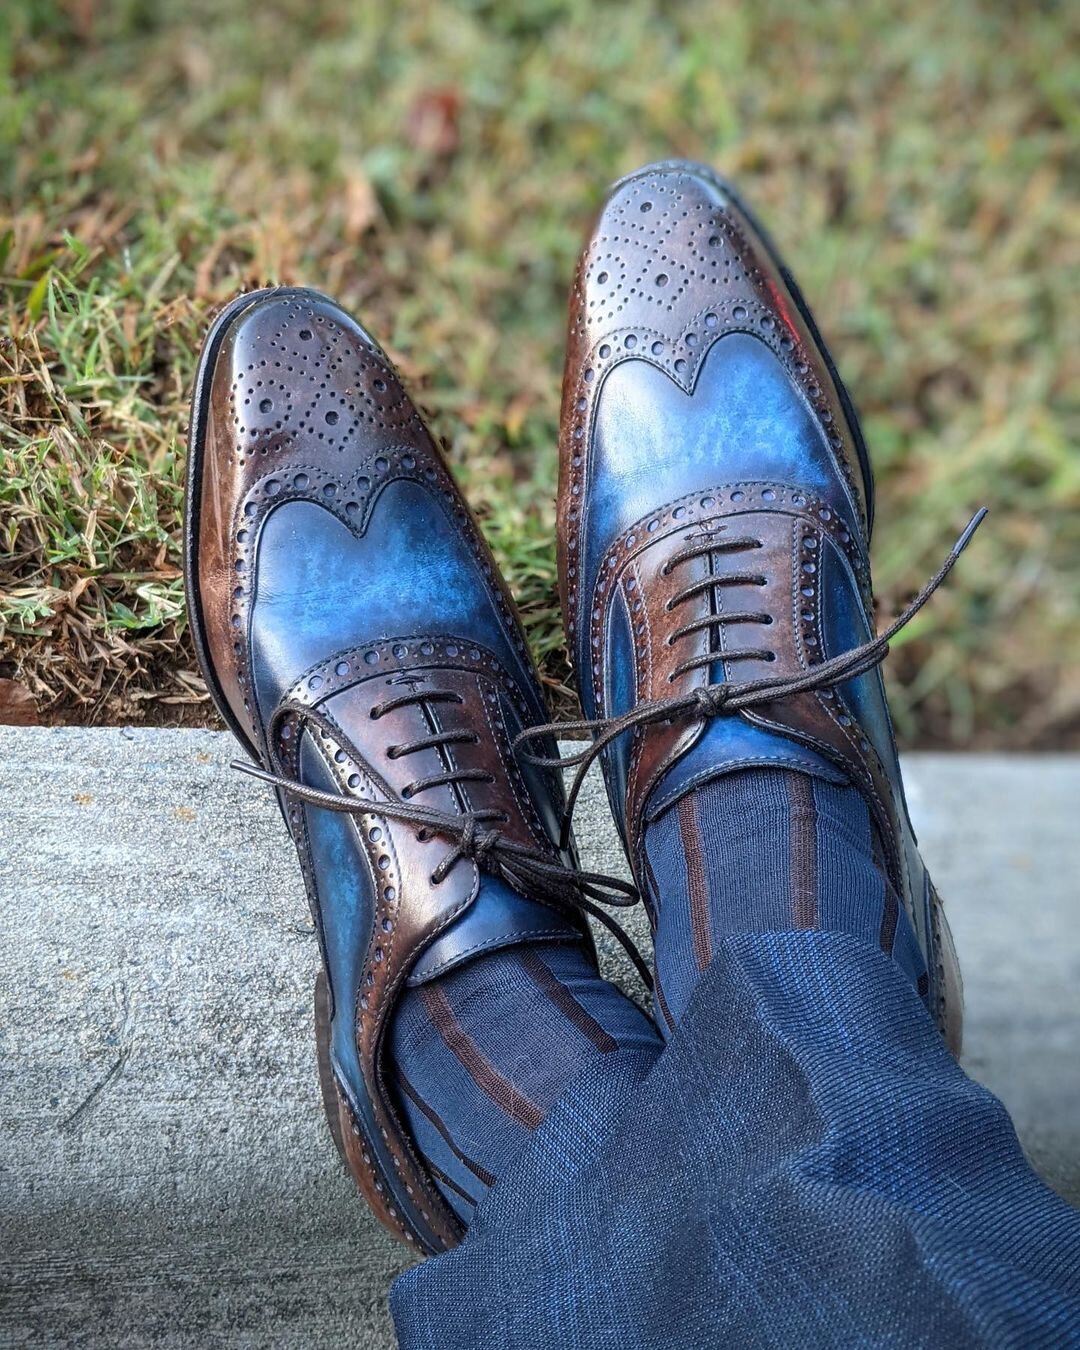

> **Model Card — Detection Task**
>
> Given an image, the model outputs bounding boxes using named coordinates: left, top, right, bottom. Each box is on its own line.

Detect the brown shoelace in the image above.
left=232, top=694, right=654, bottom=988
left=515, top=509, right=988, bottom=850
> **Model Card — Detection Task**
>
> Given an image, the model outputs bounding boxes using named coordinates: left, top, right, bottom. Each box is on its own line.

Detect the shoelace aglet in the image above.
left=232, top=756, right=269, bottom=782
left=954, top=506, right=988, bottom=558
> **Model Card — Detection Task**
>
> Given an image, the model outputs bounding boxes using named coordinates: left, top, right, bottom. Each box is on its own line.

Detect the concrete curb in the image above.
left=1, top=730, right=1077, bottom=1347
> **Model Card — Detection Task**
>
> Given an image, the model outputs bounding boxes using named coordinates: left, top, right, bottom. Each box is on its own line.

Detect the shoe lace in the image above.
left=516, top=510, right=987, bottom=851
left=658, top=529, right=778, bottom=678
left=231, top=688, right=654, bottom=988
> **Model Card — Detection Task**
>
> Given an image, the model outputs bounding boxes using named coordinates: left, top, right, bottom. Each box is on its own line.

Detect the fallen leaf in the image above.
left=342, top=167, right=380, bottom=242
left=406, top=88, right=462, bottom=159
left=63, top=0, right=97, bottom=41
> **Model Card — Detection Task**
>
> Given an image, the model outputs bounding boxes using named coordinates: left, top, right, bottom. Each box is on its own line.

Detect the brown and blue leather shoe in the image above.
left=539, top=161, right=980, bottom=1053
left=184, top=288, right=632, bottom=1252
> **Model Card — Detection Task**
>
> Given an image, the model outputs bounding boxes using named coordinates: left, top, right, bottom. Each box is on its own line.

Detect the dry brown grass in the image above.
left=2, top=0, right=1078, bottom=745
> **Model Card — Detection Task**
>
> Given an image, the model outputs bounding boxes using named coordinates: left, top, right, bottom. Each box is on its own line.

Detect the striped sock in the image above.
left=390, top=941, right=662, bottom=1220
left=644, top=769, right=927, bottom=1033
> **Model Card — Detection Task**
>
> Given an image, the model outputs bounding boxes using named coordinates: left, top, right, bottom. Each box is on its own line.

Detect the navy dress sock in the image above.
left=390, top=940, right=662, bottom=1221
left=644, top=769, right=927, bottom=1032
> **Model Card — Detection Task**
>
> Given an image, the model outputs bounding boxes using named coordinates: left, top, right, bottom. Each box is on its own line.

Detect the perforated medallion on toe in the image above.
left=185, top=289, right=639, bottom=1251
left=549, top=163, right=971, bottom=1051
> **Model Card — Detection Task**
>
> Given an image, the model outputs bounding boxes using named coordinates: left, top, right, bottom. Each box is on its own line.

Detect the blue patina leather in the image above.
left=556, top=162, right=963, bottom=1052
left=187, top=290, right=586, bottom=1253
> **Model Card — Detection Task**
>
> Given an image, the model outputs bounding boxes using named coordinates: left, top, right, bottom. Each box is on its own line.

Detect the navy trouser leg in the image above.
left=391, top=933, right=1080, bottom=1348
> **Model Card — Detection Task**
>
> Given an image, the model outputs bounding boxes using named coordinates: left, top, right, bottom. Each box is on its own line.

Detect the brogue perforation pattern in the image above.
left=225, top=298, right=423, bottom=467
left=276, top=635, right=562, bottom=1036
left=562, top=168, right=866, bottom=648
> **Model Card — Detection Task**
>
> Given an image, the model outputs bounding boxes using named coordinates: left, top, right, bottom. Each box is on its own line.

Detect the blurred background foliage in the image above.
left=0, top=0, right=1076, bottom=744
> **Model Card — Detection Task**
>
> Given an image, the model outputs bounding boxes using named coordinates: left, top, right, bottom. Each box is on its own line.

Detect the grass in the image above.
left=1, top=0, right=1077, bottom=746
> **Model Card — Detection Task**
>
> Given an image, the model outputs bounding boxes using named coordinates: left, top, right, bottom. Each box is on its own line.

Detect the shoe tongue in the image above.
left=407, top=877, right=582, bottom=986
left=645, top=713, right=849, bottom=824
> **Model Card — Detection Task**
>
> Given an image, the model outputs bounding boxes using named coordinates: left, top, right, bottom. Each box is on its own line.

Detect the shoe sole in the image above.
left=314, top=969, right=349, bottom=1166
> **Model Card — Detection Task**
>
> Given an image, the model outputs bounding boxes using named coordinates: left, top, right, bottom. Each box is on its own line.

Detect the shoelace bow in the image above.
left=515, top=509, right=988, bottom=852
left=232, top=692, right=654, bottom=988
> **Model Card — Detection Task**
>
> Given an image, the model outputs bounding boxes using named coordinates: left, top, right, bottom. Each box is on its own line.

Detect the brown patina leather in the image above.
left=553, top=164, right=964, bottom=1052
left=275, top=637, right=578, bottom=1253
left=585, top=489, right=879, bottom=863
left=185, top=289, right=612, bottom=1252
left=557, top=161, right=872, bottom=652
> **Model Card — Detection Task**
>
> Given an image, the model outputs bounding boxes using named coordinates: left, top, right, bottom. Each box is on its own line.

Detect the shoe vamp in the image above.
left=246, top=481, right=537, bottom=730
